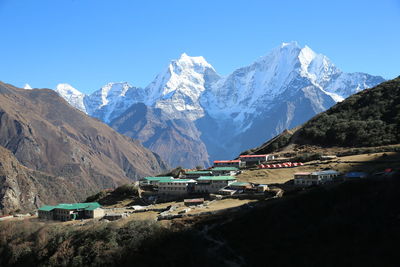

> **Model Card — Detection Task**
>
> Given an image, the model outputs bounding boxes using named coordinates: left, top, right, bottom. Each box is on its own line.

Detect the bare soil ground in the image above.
left=236, top=152, right=400, bottom=184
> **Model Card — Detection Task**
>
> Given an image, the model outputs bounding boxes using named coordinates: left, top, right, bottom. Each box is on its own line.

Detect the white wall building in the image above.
left=157, top=179, right=197, bottom=195
left=213, top=160, right=245, bottom=168
left=194, top=176, right=237, bottom=193
left=294, top=170, right=340, bottom=186
left=239, top=154, right=274, bottom=164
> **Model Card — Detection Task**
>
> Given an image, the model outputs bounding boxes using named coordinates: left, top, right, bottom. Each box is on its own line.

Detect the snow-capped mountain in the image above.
left=144, top=53, right=220, bottom=121
left=84, top=82, right=145, bottom=123
left=55, top=83, right=87, bottom=113
left=54, top=42, right=385, bottom=167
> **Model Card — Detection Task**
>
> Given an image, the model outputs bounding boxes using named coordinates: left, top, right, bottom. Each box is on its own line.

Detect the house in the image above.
left=257, top=184, right=269, bottom=192
left=294, top=170, right=340, bottom=186
left=184, top=170, right=213, bottom=179
left=38, top=202, right=103, bottom=221
left=345, top=172, right=368, bottom=179
left=38, top=205, right=55, bottom=220
left=229, top=182, right=252, bottom=190
left=157, top=178, right=197, bottom=196
left=239, top=154, right=274, bottom=165
left=140, top=176, right=174, bottom=186
left=218, top=188, right=237, bottom=195
left=195, top=176, right=237, bottom=193
left=213, top=160, right=245, bottom=168
left=211, top=166, right=240, bottom=176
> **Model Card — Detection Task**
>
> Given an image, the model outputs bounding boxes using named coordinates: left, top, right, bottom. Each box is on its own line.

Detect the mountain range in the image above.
left=0, top=82, right=167, bottom=214
left=54, top=42, right=385, bottom=168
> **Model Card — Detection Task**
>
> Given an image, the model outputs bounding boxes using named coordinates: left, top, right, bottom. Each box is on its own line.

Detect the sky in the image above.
left=0, top=0, right=399, bottom=93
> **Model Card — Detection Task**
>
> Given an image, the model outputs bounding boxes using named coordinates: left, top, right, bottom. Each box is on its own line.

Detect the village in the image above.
left=1, top=152, right=397, bottom=224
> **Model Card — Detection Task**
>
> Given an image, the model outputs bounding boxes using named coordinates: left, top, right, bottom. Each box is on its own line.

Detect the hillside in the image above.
left=0, top=82, right=167, bottom=214
left=248, top=76, right=400, bottom=154
left=2, top=171, right=399, bottom=266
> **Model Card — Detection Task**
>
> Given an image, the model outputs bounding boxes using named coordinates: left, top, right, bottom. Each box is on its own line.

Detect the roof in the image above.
left=185, top=171, right=212, bottom=175
left=158, top=179, right=196, bottom=183
left=143, top=176, right=173, bottom=181
left=230, top=182, right=251, bottom=186
left=239, top=155, right=268, bottom=158
left=38, top=205, right=56, bottom=211
left=197, top=176, right=236, bottom=181
left=211, top=167, right=239, bottom=171
left=214, top=160, right=241, bottom=163
left=85, top=206, right=102, bottom=211
left=219, top=189, right=237, bottom=192
left=53, top=202, right=101, bottom=210
left=311, top=170, right=340, bottom=175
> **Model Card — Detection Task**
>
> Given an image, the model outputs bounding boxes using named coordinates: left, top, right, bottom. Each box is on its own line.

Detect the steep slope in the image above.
left=0, top=146, right=82, bottom=214
left=110, top=103, right=209, bottom=168
left=56, top=42, right=385, bottom=167
left=248, top=76, right=400, bottom=154
left=0, top=81, right=167, bottom=213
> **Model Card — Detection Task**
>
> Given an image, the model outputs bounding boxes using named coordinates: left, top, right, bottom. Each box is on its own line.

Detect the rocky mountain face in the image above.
left=55, top=42, right=385, bottom=167
left=109, top=103, right=209, bottom=168
left=0, top=82, right=167, bottom=214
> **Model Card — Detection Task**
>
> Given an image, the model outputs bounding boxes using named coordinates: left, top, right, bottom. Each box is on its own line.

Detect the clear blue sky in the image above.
left=0, top=0, right=399, bottom=93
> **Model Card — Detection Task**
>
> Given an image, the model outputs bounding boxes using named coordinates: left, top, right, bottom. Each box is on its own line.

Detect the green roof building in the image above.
left=38, top=202, right=104, bottom=221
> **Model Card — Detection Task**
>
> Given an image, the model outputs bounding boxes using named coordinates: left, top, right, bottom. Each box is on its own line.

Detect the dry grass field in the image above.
left=236, top=152, right=400, bottom=184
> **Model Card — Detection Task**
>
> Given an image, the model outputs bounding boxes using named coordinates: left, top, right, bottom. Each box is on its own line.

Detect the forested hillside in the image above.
left=247, top=76, right=400, bottom=154
left=299, top=76, right=400, bottom=146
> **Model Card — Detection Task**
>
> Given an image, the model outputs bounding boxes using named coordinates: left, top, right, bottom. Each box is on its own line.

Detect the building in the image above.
left=184, top=170, right=213, bottom=179
left=140, top=176, right=174, bottom=186
left=257, top=184, right=269, bottom=192
left=157, top=178, right=197, bottom=196
left=239, top=154, right=275, bottom=165
left=38, top=202, right=103, bottom=221
left=218, top=188, right=237, bottom=195
left=195, top=176, right=237, bottom=193
left=213, top=160, right=245, bottom=168
left=229, top=182, right=252, bottom=190
left=294, top=170, right=340, bottom=186
left=211, top=166, right=240, bottom=176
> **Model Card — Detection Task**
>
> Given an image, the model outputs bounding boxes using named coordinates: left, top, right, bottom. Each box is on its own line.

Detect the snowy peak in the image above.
left=55, top=83, right=87, bottom=113
left=174, top=53, right=214, bottom=70
left=84, top=82, right=145, bottom=123
left=96, top=82, right=133, bottom=107
left=145, top=53, right=220, bottom=120
left=56, top=83, right=84, bottom=96
left=23, top=83, right=32, bottom=90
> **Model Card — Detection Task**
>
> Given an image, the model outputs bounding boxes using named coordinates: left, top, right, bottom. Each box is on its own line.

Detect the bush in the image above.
left=85, top=190, right=108, bottom=202
left=113, top=184, right=138, bottom=197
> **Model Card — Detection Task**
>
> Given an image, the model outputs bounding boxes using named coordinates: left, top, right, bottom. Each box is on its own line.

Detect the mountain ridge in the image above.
left=54, top=42, right=385, bottom=167
left=0, top=81, right=167, bottom=214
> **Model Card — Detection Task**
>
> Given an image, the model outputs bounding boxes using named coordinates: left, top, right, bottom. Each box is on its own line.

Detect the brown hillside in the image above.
left=0, top=82, right=167, bottom=214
